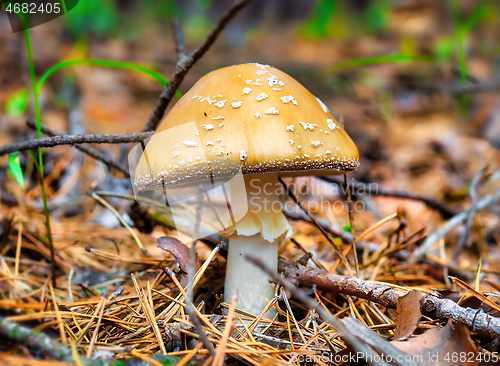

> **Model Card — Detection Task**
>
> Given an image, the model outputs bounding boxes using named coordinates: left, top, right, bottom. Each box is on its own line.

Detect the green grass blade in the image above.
left=23, top=20, right=56, bottom=286
left=37, top=58, right=183, bottom=99
left=325, top=54, right=435, bottom=73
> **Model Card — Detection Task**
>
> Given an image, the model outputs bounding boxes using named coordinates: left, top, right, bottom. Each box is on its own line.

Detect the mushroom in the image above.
left=132, top=63, right=359, bottom=317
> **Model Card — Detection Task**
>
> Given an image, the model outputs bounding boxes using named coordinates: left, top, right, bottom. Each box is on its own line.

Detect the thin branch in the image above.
left=283, top=205, right=401, bottom=265
left=0, top=315, right=179, bottom=365
left=319, top=176, right=457, bottom=218
left=0, top=315, right=73, bottom=362
left=185, top=190, right=216, bottom=356
left=451, top=78, right=500, bottom=95
left=278, top=258, right=500, bottom=339
left=0, top=130, right=152, bottom=156
left=173, top=18, right=187, bottom=58
left=246, top=256, right=406, bottom=366
left=412, top=187, right=500, bottom=261
left=344, top=174, right=359, bottom=277
left=283, top=206, right=481, bottom=281
left=142, top=0, right=254, bottom=132
left=278, top=177, right=353, bottom=275
left=26, top=119, right=130, bottom=176
left=290, top=237, right=326, bottom=271
left=451, top=66, right=481, bottom=84
left=452, top=167, right=488, bottom=261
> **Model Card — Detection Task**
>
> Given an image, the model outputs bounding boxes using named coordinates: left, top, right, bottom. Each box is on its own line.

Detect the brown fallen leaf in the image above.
left=394, top=289, right=423, bottom=341
left=392, top=320, right=478, bottom=366
left=157, top=236, right=198, bottom=274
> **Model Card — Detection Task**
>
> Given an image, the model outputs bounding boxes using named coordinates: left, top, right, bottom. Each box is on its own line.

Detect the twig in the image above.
left=246, top=256, right=403, bottom=366
left=26, top=119, right=130, bottom=177
left=184, top=189, right=216, bottom=356
left=290, top=237, right=326, bottom=271
left=319, top=176, right=457, bottom=218
left=142, top=0, right=254, bottom=132
left=451, top=66, right=481, bottom=84
left=173, top=18, right=187, bottom=58
left=283, top=206, right=403, bottom=264
left=284, top=206, right=478, bottom=280
left=0, top=315, right=73, bottom=362
left=452, top=167, right=488, bottom=261
left=412, top=187, right=500, bottom=261
left=0, top=315, right=173, bottom=365
left=344, top=174, right=359, bottom=277
left=278, top=258, right=500, bottom=339
left=278, top=177, right=353, bottom=275
left=0, top=131, right=153, bottom=156
left=451, top=78, right=500, bottom=95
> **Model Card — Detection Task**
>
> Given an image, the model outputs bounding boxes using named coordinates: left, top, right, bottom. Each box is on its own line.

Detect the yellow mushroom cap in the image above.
left=134, top=63, right=359, bottom=189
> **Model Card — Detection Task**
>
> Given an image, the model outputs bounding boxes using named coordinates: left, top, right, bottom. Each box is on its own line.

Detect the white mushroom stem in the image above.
left=225, top=233, right=278, bottom=317
left=223, top=173, right=290, bottom=318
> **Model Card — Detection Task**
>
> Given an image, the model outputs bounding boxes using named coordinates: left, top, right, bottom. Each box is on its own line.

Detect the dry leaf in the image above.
left=157, top=236, right=197, bottom=274
left=392, top=320, right=478, bottom=366
left=394, top=289, right=423, bottom=341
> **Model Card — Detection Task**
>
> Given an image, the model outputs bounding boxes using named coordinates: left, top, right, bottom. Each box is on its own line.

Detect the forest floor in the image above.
left=1, top=1, right=500, bottom=365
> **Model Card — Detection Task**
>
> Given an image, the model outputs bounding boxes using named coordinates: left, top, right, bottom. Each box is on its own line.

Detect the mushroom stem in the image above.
left=224, top=233, right=278, bottom=318
left=223, top=173, right=289, bottom=318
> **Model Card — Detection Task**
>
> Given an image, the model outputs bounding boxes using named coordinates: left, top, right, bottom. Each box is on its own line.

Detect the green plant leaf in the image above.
left=298, top=0, right=337, bottom=40
left=433, top=36, right=454, bottom=61
left=64, top=0, right=117, bottom=36
left=364, top=0, right=390, bottom=32
left=5, top=88, right=30, bottom=116
left=8, top=152, right=25, bottom=189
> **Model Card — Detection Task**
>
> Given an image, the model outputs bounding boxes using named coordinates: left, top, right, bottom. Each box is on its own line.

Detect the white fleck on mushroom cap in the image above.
left=135, top=63, right=359, bottom=188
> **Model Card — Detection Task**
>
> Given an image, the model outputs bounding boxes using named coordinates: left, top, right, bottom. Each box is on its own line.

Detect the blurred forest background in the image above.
left=1, top=0, right=499, bottom=202
left=1, top=0, right=500, bottom=365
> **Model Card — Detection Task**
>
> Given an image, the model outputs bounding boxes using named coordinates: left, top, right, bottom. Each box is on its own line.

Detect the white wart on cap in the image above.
left=134, top=63, right=359, bottom=189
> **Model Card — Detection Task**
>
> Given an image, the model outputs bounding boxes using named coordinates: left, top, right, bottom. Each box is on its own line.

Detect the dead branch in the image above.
left=453, top=167, right=488, bottom=260
left=26, top=119, right=130, bottom=177
left=141, top=0, right=254, bottom=132
left=0, top=315, right=73, bottom=362
left=247, top=256, right=408, bottom=366
left=0, top=315, right=179, bottom=365
left=279, top=177, right=353, bottom=273
left=173, top=18, right=187, bottom=58
left=451, top=78, right=500, bottom=95
left=344, top=174, right=360, bottom=277
left=320, top=176, right=457, bottom=218
left=412, top=187, right=500, bottom=261
left=185, top=192, right=216, bottom=356
left=283, top=205, right=395, bottom=259
left=451, top=66, right=481, bottom=84
left=0, top=130, right=153, bottom=156
left=279, top=258, right=500, bottom=339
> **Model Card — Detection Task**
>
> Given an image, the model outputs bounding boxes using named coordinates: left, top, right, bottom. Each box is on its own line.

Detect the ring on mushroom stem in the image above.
left=131, top=63, right=359, bottom=319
